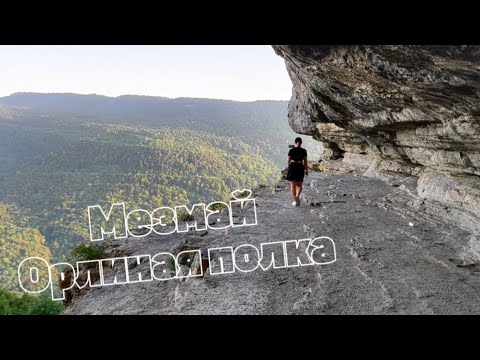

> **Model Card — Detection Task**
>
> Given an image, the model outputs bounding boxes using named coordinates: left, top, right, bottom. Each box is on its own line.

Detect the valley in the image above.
left=0, top=93, right=322, bottom=291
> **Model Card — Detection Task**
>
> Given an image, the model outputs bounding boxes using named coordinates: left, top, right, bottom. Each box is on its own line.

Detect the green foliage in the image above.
left=70, top=243, right=106, bottom=262
left=209, top=202, right=227, bottom=211
left=28, top=293, right=64, bottom=315
left=0, top=288, right=64, bottom=315
left=0, top=204, right=51, bottom=290
left=167, top=258, right=176, bottom=272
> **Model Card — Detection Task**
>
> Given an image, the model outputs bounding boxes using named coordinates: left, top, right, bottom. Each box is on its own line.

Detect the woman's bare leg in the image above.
left=289, top=181, right=301, bottom=206
left=296, top=182, right=303, bottom=198
left=290, top=181, right=297, bottom=200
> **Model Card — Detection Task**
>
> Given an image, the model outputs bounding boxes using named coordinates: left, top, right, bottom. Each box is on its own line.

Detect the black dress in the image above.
left=287, top=147, right=307, bottom=182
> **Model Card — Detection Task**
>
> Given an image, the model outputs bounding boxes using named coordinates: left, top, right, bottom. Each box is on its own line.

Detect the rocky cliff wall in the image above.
left=273, top=45, right=480, bottom=216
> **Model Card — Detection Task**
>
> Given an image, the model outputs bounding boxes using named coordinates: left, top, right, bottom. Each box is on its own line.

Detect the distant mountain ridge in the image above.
left=0, top=92, right=287, bottom=115
left=0, top=93, right=292, bottom=138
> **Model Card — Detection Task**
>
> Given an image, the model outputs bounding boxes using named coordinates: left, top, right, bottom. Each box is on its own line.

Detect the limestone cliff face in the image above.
left=273, top=45, right=480, bottom=216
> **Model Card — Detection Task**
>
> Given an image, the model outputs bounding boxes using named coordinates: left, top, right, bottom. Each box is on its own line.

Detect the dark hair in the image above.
left=295, top=137, right=302, bottom=144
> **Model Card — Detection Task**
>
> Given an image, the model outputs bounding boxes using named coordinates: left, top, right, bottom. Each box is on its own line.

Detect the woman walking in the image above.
left=287, top=137, right=308, bottom=206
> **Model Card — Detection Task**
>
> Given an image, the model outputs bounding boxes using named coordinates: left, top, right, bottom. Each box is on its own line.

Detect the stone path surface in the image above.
left=64, top=172, right=480, bottom=314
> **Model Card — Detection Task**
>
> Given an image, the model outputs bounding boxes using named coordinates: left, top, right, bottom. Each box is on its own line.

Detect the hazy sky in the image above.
left=0, top=45, right=293, bottom=101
